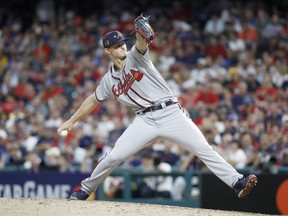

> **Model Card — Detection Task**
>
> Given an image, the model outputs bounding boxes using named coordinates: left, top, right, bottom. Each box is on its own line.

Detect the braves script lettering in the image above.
left=112, top=70, right=143, bottom=97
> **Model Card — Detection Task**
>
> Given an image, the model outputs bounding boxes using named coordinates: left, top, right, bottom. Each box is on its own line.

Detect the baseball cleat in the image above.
left=68, top=190, right=89, bottom=200
left=233, top=174, right=257, bottom=198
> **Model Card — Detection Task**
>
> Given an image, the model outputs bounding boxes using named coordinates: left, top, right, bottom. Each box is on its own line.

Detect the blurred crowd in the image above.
left=0, top=0, right=287, bottom=195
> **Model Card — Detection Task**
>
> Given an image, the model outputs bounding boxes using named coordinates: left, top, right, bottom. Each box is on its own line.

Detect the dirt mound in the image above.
left=0, top=198, right=267, bottom=216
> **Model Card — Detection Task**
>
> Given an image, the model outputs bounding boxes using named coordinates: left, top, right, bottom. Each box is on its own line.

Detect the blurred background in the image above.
left=0, top=0, right=287, bottom=214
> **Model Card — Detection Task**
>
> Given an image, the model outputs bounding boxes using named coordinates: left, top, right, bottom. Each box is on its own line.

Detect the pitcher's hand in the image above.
left=57, top=119, right=74, bottom=136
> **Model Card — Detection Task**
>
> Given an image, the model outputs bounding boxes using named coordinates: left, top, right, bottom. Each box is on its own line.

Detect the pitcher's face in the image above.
left=109, top=42, right=127, bottom=60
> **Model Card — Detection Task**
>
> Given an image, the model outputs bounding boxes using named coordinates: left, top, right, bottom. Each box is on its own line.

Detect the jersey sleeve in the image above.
left=95, top=73, right=112, bottom=102
left=129, top=45, right=150, bottom=64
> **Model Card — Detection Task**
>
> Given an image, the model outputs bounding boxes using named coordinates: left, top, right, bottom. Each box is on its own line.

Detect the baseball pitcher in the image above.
left=57, top=14, right=257, bottom=200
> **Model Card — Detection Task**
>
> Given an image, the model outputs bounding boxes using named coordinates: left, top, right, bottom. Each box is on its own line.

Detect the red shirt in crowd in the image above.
left=205, top=44, right=227, bottom=60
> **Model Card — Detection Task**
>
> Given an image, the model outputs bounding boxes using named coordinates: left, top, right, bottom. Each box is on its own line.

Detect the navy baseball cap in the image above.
left=102, top=31, right=130, bottom=48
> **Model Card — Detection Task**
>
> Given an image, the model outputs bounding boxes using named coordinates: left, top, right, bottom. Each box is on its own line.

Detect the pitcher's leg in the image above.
left=161, top=109, right=242, bottom=188
left=81, top=116, right=157, bottom=194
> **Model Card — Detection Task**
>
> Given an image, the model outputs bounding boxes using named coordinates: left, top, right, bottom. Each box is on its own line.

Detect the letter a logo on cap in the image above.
left=116, top=31, right=122, bottom=38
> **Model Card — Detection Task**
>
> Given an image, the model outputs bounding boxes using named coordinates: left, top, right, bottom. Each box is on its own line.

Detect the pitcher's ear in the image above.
left=104, top=48, right=110, bottom=55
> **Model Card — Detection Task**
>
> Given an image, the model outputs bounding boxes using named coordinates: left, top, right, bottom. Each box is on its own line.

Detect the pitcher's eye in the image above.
left=113, top=42, right=125, bottom=49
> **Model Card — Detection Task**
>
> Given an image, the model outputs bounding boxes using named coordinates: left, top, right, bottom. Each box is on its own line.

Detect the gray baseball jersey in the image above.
left=95, top=45, right=177, bottom=111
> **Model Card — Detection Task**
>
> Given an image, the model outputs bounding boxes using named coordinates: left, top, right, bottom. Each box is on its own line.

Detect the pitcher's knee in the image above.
left=105, top=154, right=125, bottom=167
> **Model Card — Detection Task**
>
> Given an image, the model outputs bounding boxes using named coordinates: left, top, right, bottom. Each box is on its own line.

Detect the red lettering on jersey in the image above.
left=112, top=69, right=143, bottom=97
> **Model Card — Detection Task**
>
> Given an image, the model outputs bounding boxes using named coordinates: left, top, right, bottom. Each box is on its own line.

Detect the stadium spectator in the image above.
left=226, top=139, right=247, bottom=169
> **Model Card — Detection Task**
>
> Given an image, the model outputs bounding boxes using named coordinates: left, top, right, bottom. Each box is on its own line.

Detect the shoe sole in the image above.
left=238, top=175, right=257, bottom=198
left=67, top=197, right=78, bottom=201
left=68, top=196, right=88, bottom=201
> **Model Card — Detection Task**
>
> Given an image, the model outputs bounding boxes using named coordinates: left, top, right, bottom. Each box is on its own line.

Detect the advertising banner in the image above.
left=0, top=172, right=89, bottom=199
